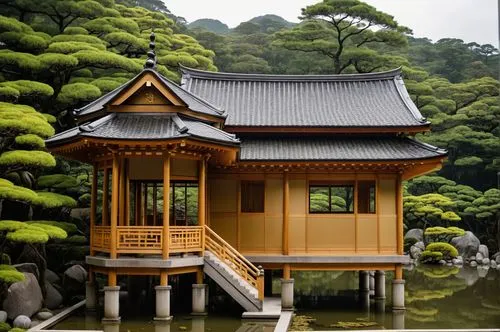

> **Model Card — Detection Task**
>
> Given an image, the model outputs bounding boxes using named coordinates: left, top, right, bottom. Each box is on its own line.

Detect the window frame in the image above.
left=308, top=183, right=355, bottom=214
left=240, top=180, right=265, bottom=213
left=357, top=180, right=376, bottom=214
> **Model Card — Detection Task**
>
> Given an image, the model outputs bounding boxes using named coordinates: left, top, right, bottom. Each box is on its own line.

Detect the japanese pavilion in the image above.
left=46, top=35, right=446, bottom=322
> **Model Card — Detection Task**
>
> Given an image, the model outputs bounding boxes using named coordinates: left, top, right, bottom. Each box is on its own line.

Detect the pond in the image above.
left=53, top=265, right=500, bottom=331
left=290, top=266, right=500, bottom=330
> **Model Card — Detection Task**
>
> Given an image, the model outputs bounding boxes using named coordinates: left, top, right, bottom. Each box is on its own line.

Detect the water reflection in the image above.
left=292, top=266, right=500, bottom=330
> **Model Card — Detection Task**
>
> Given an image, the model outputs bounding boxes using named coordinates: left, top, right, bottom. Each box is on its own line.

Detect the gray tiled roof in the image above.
left=46, top=113, right=239, bottom=146
left=75, top=69, right=225, bottom=119
left=239, top=137, right=446, bottom=161
left=181, top=67, right=428, bottom=128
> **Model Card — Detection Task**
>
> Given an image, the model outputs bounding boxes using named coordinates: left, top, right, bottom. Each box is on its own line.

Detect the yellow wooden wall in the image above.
left=209, top=172, right=398, bottom=255
left=129, top=158, right=198, bottom=180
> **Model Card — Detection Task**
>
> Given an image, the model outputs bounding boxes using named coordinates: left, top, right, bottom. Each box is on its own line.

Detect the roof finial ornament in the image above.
left=144, top=31, right=157, bottom=70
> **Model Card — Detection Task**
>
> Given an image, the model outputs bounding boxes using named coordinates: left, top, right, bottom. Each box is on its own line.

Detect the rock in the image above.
left=35, top=311, right=53, bottom=320
left=482, top=258, right=490, bottom=265
left=492, top=252, right=500, bottom=260
left=70, top=207, right=90, bottom=220
left=0, top=311, right=7, bottom=323
left=45, top=269, right=60, bottom=284
left=414, top=241, right=425, bottom=251
left=404, top=229, right=423, bottom=242
left=469, top=256, right=476, bottom=262
left=476, top=252, right=484, bottom=262
left=451, top=231, right=480, bottom=258
left=452, top=258, right=463, bottom=265
left=457, top=267, right=479, bottom=286
left=478, top=244, right=489, bottom=259
left=44, top=282, right=63, bottom=310
left=410, top=245, right=423, bottom=260
left=12, top=263, right=39, bottom=281
left=477, top=266, right=489, bottom=278
left=470, top=261, right=478, bottom=267
left=13, top=315, right=31, bottom=329
left=496, top=255, right=500, bottom=265
left=491, top=260, right=497, bottom=269
left=438, top=260, right=446, bottom=265
left=63, top=265, right=87, bottom=294
left=30, top=320, right=41, bottom=328
left=3, top=273, right=43, bottom=319
left=446, top=262, right=453, bottom=266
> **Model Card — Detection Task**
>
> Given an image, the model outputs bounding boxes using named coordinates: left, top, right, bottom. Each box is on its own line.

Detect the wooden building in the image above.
left=46, top=37, right=446, bottom=321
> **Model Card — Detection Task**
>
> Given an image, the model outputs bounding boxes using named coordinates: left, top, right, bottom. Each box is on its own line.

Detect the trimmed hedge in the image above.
left=420, top=242, right=459, bottom=263
left=424, top=226, right=465, bottom=243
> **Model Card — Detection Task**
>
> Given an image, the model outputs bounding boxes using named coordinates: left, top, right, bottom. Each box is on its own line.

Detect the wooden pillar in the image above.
left=110, top=154, right=120, bottom=259
left=282, top=171, right=289, bottom=255
left=162, top=155, right=171, bottom=259
left=283, top=263, right=291, bottom=280
left=160, top=271, right=168, bottom=286
left=108, top=270, right=117, bottom=286
left=354, top=173, right=359, bottom=253
left=395, top=265, right=403, bottom=279
left=125, top=160, right=130, bottom=226
left=118, top=158, right=126, bottom=226
left=90, top=163, right=98, bottom=255
left=153, top=183, right=157, bottom=226
left=135, top=182, right=142, bottom=226
left=103, top=168, right=109, bottom=226
left=198, top=158, right=207, bottom=227
left=143, top=183, right=148, bottom=226
left=396, top=173, right=403, bottom=255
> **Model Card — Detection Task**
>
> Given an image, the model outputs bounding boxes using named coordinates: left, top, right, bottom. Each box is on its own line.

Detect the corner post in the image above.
left=162, top=154, right=171, bottom=259
left=103, top=167, right=109, bottom=226
left=110, top=154, right=120, bottom=259
left=282, top=170, right=289, bottom=255
left=90, top=163, right=98, bottom=255
left=198, top=157, right=207, bottom=227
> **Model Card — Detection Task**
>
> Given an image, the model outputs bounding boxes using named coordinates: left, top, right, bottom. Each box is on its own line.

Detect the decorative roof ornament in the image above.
left=144, top=31, right=157, bottom=69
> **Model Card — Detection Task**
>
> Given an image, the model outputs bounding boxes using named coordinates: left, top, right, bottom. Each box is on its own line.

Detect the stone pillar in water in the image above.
left=192, top=284, right=207, bottom=315
left=374, top=270, right=386, bottom=300
left=103, top=286, right=120, bottom=322
left=102, top=321, right=120, bottom=332
left=392, top=279, right=405, bottom=310
left=281, top=278, right=294, bottom=310
left=85, top=281, right=96, bottom=311
left=358, top=271, right=369, bottom=292
left=191, top=317, right=206, bottom=332
left=154, top=285, right=172, bottom=321
left=154, top=321, right=171, bottom=332
left=392, top=309, right=405, bottom=329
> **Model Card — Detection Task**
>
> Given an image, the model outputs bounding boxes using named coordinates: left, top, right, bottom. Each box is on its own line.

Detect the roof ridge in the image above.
left=406, top=136, right=447, bottom=155
left=182, top=117, right=239, bottom=141
left=180, top=65, right=402, bottom=82
left=393, top=76, right=429, bottom=124
left=79, top=113, right=116, bottom=132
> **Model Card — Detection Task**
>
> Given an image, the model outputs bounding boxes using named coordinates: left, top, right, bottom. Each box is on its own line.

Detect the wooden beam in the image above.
left=376, top=174, right=381, bottom=253
left=162, top=155, right=171, bottom=259
left=102, top=168, right=109, bottom=226
left=90, top=163, right=98, bottom=255
left=135, top=182, right=142, bottom=226
left=282, top=171, right=289, bottom=255
left=110, top=154, right=120, bottom=259
left=396, top=173, right=403, bottom=255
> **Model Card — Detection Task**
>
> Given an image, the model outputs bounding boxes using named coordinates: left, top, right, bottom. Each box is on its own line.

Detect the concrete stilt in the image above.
left=103, top=286, right=120, bottom=322
left=154, top=285, right=172, bottom=321
left=192, top=284, right=207, bottom=315
left=392, top=309, right=405, bottom=329
left=369, top=271, right=375, bottom=296
left=359, top=288, right=370, bottom=311
left=191, top=317, right=206, bottom=332
left=374, top=270, right=386, bottom=300
left=85, top=281, right=96, bottom=311
left=102, top=321, right=120, bottom=332
left=204, top=284, right=209, bottom=309
left=358, top=271, right=369, bottom=292
left=392, top=279, right=405, bottom=310
left=281, top=278, right=294, bottom=311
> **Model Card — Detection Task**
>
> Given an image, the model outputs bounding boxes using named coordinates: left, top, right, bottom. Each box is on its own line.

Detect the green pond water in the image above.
left=54, top=265, right=500, bottom=331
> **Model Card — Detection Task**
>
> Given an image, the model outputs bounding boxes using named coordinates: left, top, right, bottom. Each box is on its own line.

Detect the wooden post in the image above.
left=196, top=269, right=204, bottom=284
left=395, top=265, right=403, bottom=279
left=153, top=183, right=157, bottom=226
left=118, top=158, right=126, bottom=226
left=282, top=171, right=289, bottom=255
left=90, top=164, right=98, bottom=255
left=90, top=163, right=98, bottom=255
left=110, top=154, right=120, bottom=259
left=125, top=160, right=130, bottom=226
left=143, top=183, right=148, bottom=226
left=354, top=173, right=358, bottom=253
left=108, top=270, right=117, bottom=287
left=198, top=158, right=207, bottom=227
left=135, top=182, right=142, bottom=226
left=102, top=168, right=109, bottom=226
left=396, top=173, right=403, bottom=255
left=162, top=155, right=171, bottom=259
left=283, top=263, right=291, bottom=280
left=160, top=271, right=168, bottom=286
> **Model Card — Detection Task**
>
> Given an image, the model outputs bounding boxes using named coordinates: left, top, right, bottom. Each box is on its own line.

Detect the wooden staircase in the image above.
left=203, top=226, right=264, bottom=312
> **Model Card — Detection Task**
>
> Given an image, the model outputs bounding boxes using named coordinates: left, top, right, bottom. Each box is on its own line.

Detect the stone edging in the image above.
left=27, top=300, right=86, bottom=331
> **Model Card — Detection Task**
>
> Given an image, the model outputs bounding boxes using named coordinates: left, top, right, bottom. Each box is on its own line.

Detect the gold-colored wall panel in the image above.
left=290, top=180, right=306, bottom=215
left=240, top=214, right=265, bottom=251
left=210, top=212, right=237, bottom=247
left=379, top=214, right=397, bottom=253
left=379, top=178, right=396, bottom=215
left=289, top=216, right=306, bottom=251
left=266, top=179, right=283, bottom=214
left=357, top=215, right=378, bottom=252
left=265, top=216, right=283, bottom=252
left=129, top=158, right=198, bottom=180
left=210, top=179, right=237, bottom=213
left=307, top=215, right=355, bottom=250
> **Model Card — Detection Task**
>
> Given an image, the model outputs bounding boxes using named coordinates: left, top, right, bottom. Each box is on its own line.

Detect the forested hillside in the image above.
left=0, top=0, right=498, bottom=293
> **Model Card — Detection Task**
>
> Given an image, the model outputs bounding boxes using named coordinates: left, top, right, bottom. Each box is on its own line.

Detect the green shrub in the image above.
left=0, top=150, right=56, bottom=168
left=33, top=191, right=77, bottom=208
left=9, top=328, right=27, bottom=332
left=423, top=242, right=459, bottom=262
left=64, top=235, right=87, bottom=244
left=37, top=174, right=79, bottom=189
left=0, top=322, right=11, bottom=332
left=0, top=220, right=28, bottom=232
left=29, top=220, right=78, bottom=234
left=0, top=183, right=38, bottom=203
left=420, top=250, right=443, bottom=263
left=0, top=269, right=25, bottom=284
left=29, top=223, right=67, bottom=240
left=424, top=226, right=465, bottom=243
left=1, top=253, right=10, bottom=264
left=15, top=134, right=45, bottom=148
left=6, top=228, right=49, bottom=243
left=78, top=193, right=91, bottom=207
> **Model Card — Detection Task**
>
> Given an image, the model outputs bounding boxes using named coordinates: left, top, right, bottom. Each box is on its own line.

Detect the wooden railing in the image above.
left=116, top=226, right=163, bottom=254
left=92, top=226, right=111, bottom=252
left=204, top=225, right=264, bottom=301
left=169, top=226, right=204, bottom=253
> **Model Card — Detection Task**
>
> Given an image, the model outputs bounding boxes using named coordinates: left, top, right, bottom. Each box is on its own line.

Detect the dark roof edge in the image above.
left=180, top=65, right=403, bottom=82
left=393, top=76, right=429, bottom=124
left=407, top=137, right=448, bottom=156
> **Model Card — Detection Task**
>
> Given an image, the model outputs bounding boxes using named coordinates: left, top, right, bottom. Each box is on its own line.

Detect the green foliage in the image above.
left=34, top=192, right=78, bottom=208
left=420, top=250, right=443, bottom=263
left=0, top=183, right=38, bottom=204
left=0, top=322, right=11, bottom=332
left=0, top=269, right=24, bottom=284
left=64, top=235, right=87, bottom=244
left=29, top=223, right=67, bottom=239
left=9, top=328, right=27, bottom=332
left=15, top=134, right=46, bottom=149
left=0, top=150, right=56, bottom=168
left=6, top=228, right=49, bottom=244
left=0, top=102, right=55, bottom=138
left=424, top=226, right=465, bottom=243
left=28, top=220, right=78, bottom=234
left=37, top=174, right=79, bottom=189
left=425, top=242, right=459, bottom=260
left=56, top=83, right=102, bottom=106
left=0, top=220, right=28, bottom=232
left=404, top=237, right=418, bottom=252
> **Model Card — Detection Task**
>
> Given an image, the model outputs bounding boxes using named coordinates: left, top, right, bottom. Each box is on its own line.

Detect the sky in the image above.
left=167, top=0, right=499, bottom=47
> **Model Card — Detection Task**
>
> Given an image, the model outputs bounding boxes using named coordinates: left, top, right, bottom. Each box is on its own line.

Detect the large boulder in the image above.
left=451, top=231, right=480, bottom=258
left=410, top=245, right=423, bottom=260
left=63, top=265, right=87, bottom=295
left=35, top=311, right=53, bottom=321
left=12, top=263, right=39, bottom=281
left=45, top=269, right=60, bottom=285
left=13, top=315, right=31, bottom=329
left=404, top=229, right=423, bottom=242
left=3, top=273, right=43, bottom=319
left=0, top=311, right=7, bottom=323
left=44, top=282, right=63, bottom=310
left=478, top=245, right=489, bottom=259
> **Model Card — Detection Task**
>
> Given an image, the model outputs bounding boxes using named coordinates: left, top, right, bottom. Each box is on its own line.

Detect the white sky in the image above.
left=167, top=0, right=499, bottom=47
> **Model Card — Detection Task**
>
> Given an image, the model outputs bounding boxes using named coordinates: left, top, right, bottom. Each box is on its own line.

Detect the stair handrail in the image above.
left=204, top=225, right=264, bottom=300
